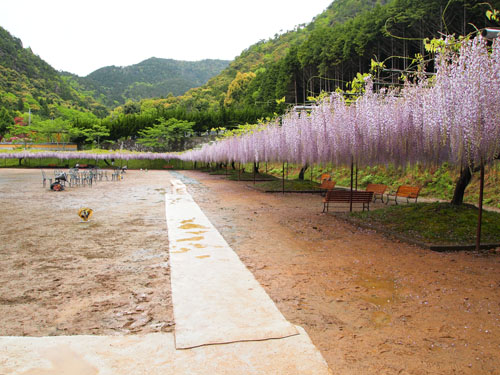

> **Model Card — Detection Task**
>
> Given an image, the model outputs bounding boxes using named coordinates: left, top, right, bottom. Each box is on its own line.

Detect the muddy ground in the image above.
left=0, top=168, right=499, bottom=374
left=0, top=169, right=173, bottom=337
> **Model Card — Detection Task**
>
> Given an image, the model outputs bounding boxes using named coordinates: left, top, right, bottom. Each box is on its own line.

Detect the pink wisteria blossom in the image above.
left=3, top=37, right=499, bottom=169
left=179, top=36, right=499, bottom=169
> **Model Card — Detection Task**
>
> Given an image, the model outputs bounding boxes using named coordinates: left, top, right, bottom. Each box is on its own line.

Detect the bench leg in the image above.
left=322, top=202, right=328, bottom=213
left=385, top=195, right=394, bottom=205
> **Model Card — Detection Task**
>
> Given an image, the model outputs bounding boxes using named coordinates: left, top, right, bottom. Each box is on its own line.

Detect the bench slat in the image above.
left=386, top=185, right=421, bottom=205
left=322, top=190, right=374, bottom=212
left=365, top=183, right=387, bottom=203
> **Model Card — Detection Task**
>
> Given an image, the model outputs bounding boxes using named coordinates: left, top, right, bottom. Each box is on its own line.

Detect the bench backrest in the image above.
left=325, top=190, right=373, bottom=202
left=365, top=183, right=387, bottom=195
left=319, top=180, right=336, bottom=190
left=320, top=173, right=331, bottom=183
left=396, top=185, right=421, bottom=198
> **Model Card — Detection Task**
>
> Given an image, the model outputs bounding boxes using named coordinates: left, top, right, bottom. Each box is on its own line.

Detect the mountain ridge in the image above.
left=63, top=57, right=230, bottom=107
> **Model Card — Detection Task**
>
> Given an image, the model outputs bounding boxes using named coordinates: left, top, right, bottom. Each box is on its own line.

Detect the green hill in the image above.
left=168, top=0, right=392, bottom=113
left=167, top=0, right=498, bottom=116
left=63, top=58, right=230, bottom=107
left=1, top=0, right=499, bottom=138
left=0, top=26, right=108, bottom=122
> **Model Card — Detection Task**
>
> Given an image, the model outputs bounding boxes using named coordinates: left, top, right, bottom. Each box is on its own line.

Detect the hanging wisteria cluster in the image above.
left=1, top=37, right=498, bottom=169
left=179, top=36, right=500, bottom=169
left=0, top=150, right=177, bottom=162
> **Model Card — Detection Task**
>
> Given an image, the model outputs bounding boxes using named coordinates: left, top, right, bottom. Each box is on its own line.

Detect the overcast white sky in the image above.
left=0, top=0, right=332, bottom=77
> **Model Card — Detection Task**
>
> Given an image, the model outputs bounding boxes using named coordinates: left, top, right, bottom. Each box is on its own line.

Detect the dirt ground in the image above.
left=0, top=169, right=174, bottom=336
left=1, top=168, right=499, bottom=374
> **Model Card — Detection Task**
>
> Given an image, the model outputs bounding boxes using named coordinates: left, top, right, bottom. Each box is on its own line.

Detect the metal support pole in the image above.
left=355, top=162, right=358, bottom=190
left=350, top=157, right=354, bottom=213
left=476, top=162, right=485, bottom=251
left=282, top=162, right=285, bottom=194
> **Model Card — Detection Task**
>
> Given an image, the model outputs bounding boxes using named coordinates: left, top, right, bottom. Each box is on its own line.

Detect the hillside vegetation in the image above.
left=1, top=0, right=499, bottom=143
left=63, top=58, right=230, bottom=107
left=0, top=26, right=108, bottom=123
left=167, top=0, right=498, bottom=116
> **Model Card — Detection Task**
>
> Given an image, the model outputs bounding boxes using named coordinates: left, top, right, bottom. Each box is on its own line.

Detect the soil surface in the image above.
left=0, top=169, right=174, bottom=336
left=1, top=168, right=499, bottom=375
left=183, top=170, right=500, bottom=375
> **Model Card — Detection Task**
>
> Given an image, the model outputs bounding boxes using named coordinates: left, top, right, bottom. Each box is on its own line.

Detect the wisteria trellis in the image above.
left=0, top=150, right=177, bottom=162
left=178, top=36, right=500, bottom=169
left=2, top=36, right=499, bottom=170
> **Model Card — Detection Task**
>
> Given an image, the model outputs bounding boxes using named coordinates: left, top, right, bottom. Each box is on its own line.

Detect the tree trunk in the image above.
left=298, top=164, right=308, bottom=180
left=451, top=166, right=472, bottom=205
left=253, top=162, right=259, bottom=174
left=231, top=161, right=236, bottom=170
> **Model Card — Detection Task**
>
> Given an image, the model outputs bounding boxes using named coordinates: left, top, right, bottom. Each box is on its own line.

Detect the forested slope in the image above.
left=63, top=58, right=230, bottom=107
left=167, top=0, right=499, bottom=117
left=0, top=26, right=108, bottom=124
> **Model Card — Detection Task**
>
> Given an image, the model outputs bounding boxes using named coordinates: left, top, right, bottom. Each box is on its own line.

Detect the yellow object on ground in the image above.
left=78, top=208, right=93, bottom=222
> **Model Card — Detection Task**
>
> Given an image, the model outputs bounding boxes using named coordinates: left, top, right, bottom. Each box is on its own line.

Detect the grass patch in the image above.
left=226, top=172, right=277, bottom=181
left=351, top=202, right=500, bottom=245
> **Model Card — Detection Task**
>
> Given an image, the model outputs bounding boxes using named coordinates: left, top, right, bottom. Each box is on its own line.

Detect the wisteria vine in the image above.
left=2, top=37, right=499, bottom=169
left=0, top=150, right=177, bottom=162
left=179, top=36, right=500, bottom=169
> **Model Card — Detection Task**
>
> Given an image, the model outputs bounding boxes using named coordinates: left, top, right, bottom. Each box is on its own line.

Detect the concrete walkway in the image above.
left=166, top=179, right=298, bottom=349
left=0, top=178, right=331, bottom=374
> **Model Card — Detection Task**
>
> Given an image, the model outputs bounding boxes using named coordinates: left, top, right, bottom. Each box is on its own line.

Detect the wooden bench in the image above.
left=365, top=183, right=387, bottom=203
left=386, top=185, right=421, bottom=205
left=322, top=190, right=374, bottom=212
left=316, top=180, right=336, bottom=196
left=319, top=173, right=331, bottom=183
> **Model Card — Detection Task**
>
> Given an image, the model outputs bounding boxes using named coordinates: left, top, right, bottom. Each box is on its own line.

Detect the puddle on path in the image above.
left=371, top=311, right=392, bottom=327
left=179, top=223, right=208, bottom=230
left=177, top=236, right=204, bottom=242
left=356, top=274, right=397, bottom=307
left=192, top=244, right=207, bottom=249
left=171, top=248, right=191, bottom=254
left=196, top=255, right=211, bottom=259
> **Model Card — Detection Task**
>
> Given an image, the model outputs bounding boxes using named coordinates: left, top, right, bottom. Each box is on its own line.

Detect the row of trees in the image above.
left=2, top=108, right=209, bottom=152
left=4, top=115, right=109, bottom=148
